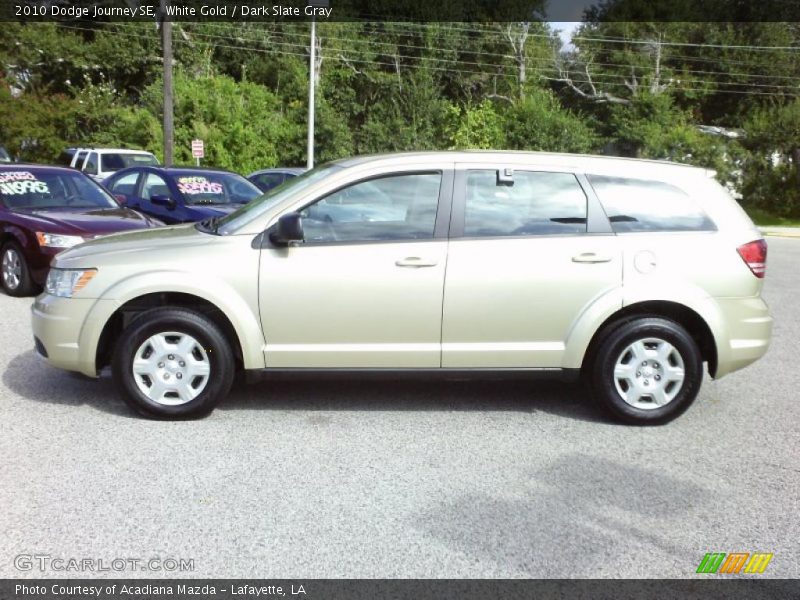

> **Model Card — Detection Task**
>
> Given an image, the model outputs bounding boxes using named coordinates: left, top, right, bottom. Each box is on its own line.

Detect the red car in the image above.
left=1, top=165, right=161, bottom=296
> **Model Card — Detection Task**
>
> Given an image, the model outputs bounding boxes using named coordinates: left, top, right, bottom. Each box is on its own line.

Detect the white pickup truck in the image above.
left=60, top=147, right=159, bottom=182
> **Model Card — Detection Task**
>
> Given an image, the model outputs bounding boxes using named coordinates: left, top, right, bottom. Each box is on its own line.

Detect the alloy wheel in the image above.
left=1, top=247, right=22, bottom=291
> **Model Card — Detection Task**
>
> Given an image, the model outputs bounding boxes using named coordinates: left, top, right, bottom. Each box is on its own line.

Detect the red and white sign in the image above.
left=191, top=139, right=204, bottom=159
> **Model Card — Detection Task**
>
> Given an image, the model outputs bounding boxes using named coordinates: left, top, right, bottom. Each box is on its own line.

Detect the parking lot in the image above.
left=0, top=237, right=798, bottom=579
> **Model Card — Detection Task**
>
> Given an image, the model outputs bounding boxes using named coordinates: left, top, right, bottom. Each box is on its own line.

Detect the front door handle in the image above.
left=395, top=257, right=438, bottom=268
left=572, top=252, right=612, bottom=264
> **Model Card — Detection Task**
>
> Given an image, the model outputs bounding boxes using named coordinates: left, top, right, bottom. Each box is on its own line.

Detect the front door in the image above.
left=139, top=172, right=181, bottom=223
left=442, top=165, right=621, bottom=368
left=259, top=169, right=453, bottom=368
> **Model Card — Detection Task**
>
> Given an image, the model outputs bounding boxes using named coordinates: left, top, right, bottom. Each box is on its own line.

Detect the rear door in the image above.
left=441, top=163, right=621, bottom=368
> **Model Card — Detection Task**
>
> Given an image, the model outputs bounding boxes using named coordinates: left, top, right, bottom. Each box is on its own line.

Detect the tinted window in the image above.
left=253, top=173, right=286, bottom=192
left=299, top=172, right=441, bottom=243
left=57, top=150, right=75, bottom=166
left=74, top=151, right=88, bottom=168
left=84, top=153, right=98, bottom=175
left=171, top=171, right=261, bottom=205
left=0, top=169, right=118, bottom=209
left=109, top=172, right=140, bottom=196
left=101, top=153, right=158, bottom=171
left=464, top=170, right=587, bottom=237
left=587, top=175, right=716, bottom=233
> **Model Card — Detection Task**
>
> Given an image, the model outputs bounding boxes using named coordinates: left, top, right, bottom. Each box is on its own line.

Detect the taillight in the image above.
left=737, top=239, right=767, bottom=278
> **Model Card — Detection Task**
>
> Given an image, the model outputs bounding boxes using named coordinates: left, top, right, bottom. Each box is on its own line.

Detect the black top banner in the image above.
left=2, top=0, right=800, bottom=22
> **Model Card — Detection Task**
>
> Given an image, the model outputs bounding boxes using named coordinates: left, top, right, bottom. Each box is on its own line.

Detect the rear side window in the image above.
left=102, top=153, right=158, bottom=171
left=109, top=172, right=140, bottom=196
left=587, top=174, right=716, bottom=233
left=464, top=170, right=587, bottom=237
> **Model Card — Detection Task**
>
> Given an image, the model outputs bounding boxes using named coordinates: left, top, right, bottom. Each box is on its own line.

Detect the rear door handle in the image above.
left=395, top=257, right=438, bottom=268
left=572, top=252, right=612, bottom=264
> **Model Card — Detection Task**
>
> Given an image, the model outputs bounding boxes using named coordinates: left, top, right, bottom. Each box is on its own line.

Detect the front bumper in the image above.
left=31, top=294, right=116, bottom=377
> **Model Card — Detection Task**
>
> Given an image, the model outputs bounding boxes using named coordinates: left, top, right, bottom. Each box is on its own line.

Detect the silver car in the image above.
left=31, top=152, right=772, bottom=423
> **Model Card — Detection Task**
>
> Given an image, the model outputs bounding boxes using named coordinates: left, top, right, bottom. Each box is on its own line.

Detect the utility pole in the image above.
left=306, top=16, right=316, bottom=170
left=160, top=0, right=174, bottom=166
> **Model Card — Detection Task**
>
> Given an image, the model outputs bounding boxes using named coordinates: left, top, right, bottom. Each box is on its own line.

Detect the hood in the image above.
left=185, top=204, right=242, bottom=219
left=14, top=206, right=158, bottom=236
left=55, top=222, right=216, bottom=265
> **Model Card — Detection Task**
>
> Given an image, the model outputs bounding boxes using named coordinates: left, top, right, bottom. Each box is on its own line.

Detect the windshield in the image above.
left=101, top=153, right=159, bottom=171
left=0, top=169, right=119, bottom=210
left=172, top=171, right=261, bottom=206
left=216, top=164, right=343, bottom=234
left=0, top=147, right=11, bottom=163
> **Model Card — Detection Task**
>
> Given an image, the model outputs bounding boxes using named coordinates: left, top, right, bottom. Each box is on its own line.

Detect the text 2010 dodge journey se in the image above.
left=31, top=152, right=772, bottom=424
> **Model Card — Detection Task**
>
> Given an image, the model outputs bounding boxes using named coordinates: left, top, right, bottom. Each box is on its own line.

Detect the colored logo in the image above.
left=696, top=552, right=773, bottom=574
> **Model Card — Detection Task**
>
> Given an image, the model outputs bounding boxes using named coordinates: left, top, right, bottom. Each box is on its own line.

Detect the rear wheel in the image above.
left=590, top=317, right=703, bottom=425
left=112, top=308, right=235, bottom=418
left=1, top=241, right=35, bottom=296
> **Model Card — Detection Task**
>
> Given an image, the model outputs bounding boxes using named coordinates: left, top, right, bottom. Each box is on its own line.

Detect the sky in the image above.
left=550, top=21, right=581, bottom=47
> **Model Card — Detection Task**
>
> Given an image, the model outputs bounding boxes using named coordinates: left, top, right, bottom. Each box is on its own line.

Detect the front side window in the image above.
left=299, top=172, right=442, bottom=243
left=464, top=170, right=587, bottom=237
left=587, top=174, right=716, bottom=233
left=141, top=173, right=170, bottom=201
left=83, top=153, right=98, bottom=175
left=74, top=151, right=88, bottom=168
left=0, top=169, right=118, bottom=209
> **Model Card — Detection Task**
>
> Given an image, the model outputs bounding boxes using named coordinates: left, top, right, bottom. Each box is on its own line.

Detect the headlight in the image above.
left=36, top=232, right=85, bottom=248
left=45, top=268, right=97, bottom=297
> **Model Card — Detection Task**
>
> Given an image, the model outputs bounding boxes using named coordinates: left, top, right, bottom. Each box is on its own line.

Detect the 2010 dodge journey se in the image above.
left=31, top=152, right=772, bottom=424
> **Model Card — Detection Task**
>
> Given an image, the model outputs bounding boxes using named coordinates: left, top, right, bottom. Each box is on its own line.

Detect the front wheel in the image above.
left=112, top=308, right=235, bottom=418
left=1, top=241, right=36, bottom=296
left=590, top=317, right=703, bottom=425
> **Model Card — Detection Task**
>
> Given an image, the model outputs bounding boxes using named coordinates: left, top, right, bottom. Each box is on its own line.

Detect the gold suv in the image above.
left=31, top=152, right=772, bottom=423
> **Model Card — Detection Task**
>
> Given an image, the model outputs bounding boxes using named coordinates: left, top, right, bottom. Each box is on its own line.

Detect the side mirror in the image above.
left=113, top=194, right=127, bottom=205
left=269, top=212, right=304, bottom=246
left=151, top=194, right=177, bottom=210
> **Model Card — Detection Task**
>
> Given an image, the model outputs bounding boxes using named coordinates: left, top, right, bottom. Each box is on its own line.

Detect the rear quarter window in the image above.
left=587, top=174, right=716, bottom=233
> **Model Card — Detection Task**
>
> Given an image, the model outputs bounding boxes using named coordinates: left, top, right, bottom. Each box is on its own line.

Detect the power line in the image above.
left=165, top=25, right=800, bottom=91
left=181, top=22, right=800, bottom=83
left=55, top=23, right=800, bottom=98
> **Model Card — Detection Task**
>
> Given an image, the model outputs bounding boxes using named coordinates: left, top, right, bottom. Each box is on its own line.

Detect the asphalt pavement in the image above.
left=0, top=238, right=798, bottom=579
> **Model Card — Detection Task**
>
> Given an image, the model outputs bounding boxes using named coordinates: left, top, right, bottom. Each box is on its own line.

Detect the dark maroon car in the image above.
left=0, top=165, right=161, bottom=296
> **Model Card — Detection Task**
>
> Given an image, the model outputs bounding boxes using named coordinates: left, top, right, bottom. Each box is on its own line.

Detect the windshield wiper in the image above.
left=196, top=216, right=222, bottom=235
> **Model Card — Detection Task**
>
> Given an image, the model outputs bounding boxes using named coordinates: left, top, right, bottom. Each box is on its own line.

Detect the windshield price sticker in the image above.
left=0, top=172, right=49, bottom=195
left=177, top=177, right=223, bottom=195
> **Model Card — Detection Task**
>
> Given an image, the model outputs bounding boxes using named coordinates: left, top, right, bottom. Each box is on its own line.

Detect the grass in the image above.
left=745, top=208, right=800, bottom=228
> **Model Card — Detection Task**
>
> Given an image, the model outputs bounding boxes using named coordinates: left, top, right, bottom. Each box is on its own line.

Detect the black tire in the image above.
left=590, top=317, right=703, bottom=425
left=1, top=241, right=36, bottom=296
left=112, top=307, right=235, bottom=419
